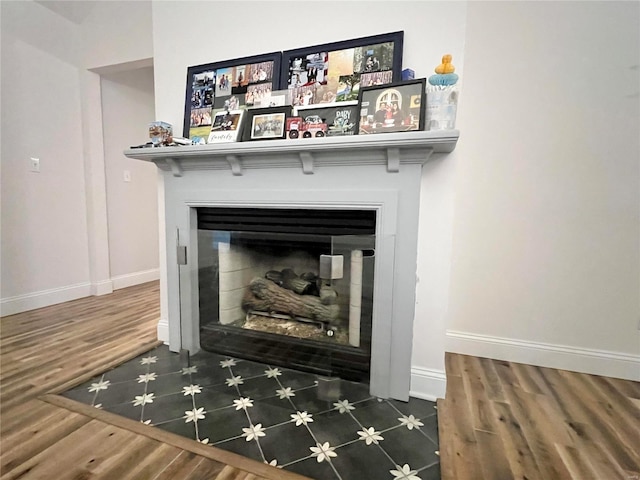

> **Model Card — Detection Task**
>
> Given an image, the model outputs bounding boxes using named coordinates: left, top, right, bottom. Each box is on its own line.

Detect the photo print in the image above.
left=251, top=113, right=285, bottom=139
left=232, top=65, right=248, bottom=92
left=353, top=41, right=395, bottom=74
left=188, top=107, right=214, bottom=143
left=336, top=74, right=360, bottom=102
left=190, top=71, right=214, bottom=109
left=190, top=107, right=213, bottom=127
left=360, top=70, right=393, bottom=88
left=247, top=61, right=274, bottom=84
left=287, top=52, right=329, bottom=88
left=216, top=68, right=233, bottom=97
left=246, top=83, right=272, bottom=106
left=291, top=84, right=317, bottom=106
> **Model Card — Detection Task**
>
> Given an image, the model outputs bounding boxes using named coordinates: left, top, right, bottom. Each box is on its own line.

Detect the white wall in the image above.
left=1, top=3, right=91, bottom=311
left=447, top=1, right=639, bottom=379
left=101, top=67, right=159, bottom=288
left=81, top=1, right=153, bottom=71
left=1, top=0, right=159, bottom=315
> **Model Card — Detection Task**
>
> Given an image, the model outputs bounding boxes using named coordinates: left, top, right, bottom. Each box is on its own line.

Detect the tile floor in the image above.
left=62, top=345, right=440, bottom=480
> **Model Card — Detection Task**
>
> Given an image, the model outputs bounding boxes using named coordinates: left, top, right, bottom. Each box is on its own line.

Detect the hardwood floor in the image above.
left=2, top=281, right=638, bottom=479
left=438, top=352, right=640, bottom=480
left=0, top=282, right=307, bottom=480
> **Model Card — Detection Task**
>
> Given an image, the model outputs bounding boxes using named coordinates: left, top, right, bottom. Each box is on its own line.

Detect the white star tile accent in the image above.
left=140, top=355, right=158, bottom=365
left=181, top=366, right=198, bottom=375
left=390, top=464, right=421, bottom=480
left=233, top=397, right=254, bottom=410
left=357, top=426, right=384, bottom=445
left=225, top=375, right=243, bottom=387
left=398, top=414, right=424, bottom=430
left=137, top=372, right=158, bottom=383
left=265, top=367, right=282, bottom=378
left=220, top=358, right=237, bottom=368
left=184, top=407, right=206, bottom=423
left=333, top=399, right=355, bottom=413
left=276, top=387, right=295, bottom=399
left=290, top=411, right=313, bottom=426
left=241, top=423, right=266, bottom=441
left=132, top=393, right=155, bottom=406
left=88, top=379, right=110, bottom=393
left=309, top=442, right=337, bottom=463
left=182, top=384, right=202, bottom=396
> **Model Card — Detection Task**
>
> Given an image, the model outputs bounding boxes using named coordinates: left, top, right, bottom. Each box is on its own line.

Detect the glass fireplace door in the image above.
left=196, top=229, right=376, bottom=383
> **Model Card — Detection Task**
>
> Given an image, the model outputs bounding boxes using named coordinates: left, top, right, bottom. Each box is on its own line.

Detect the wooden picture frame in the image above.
left=294, top=102, right=359, bottom=137
left=280, top=31, right=403, bottom=108
left=242, top=106, right=292, bottom=142
left=356, top=79, right=426, bottom=135
left=183, top=52, right=282, bottom=143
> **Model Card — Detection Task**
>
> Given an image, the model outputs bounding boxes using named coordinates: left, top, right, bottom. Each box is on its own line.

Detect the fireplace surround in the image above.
left=126, top=130, right=458, bottom=400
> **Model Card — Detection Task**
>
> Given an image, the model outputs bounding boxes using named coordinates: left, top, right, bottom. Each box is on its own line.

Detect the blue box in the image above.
left=402, top=69, right=415, bottom=81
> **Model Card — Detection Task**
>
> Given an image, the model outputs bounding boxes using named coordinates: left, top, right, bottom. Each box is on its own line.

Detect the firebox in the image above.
left=196, top=207, right=376, bottom=382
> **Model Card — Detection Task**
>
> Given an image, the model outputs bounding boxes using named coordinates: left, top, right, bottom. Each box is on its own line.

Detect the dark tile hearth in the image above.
left=62, top=345, right=439, bottom=480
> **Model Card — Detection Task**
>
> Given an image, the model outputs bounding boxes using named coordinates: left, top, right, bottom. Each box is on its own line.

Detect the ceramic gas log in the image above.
left=242, top=277, right=339, bottom=325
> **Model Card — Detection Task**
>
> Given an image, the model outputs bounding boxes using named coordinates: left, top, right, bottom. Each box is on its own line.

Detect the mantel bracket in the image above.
left=386, top=148, right=400, bottom=173
left=166, top=158, right=183, bottom=177
left=226, top=155, right=243, bottom=176
left=299, top=152, right=314, bottom=174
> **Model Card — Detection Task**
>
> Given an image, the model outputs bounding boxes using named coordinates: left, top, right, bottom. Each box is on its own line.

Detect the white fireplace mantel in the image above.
left=124, top=130, right=459, bottom=176
left=125, top=130, right=458, bottom=401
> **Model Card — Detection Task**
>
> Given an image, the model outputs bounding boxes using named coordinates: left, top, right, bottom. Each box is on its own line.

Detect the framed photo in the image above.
left=294, top=101, right=359, bottom=137
left=242, top=106, right=291, bottom=142
left=356, top=79, right=426, bottom=135
left=281, top=31, right=403, bottom=107
left=183, top=52, right=281, bottom=143
left=207, top=110, right=245, bottom=144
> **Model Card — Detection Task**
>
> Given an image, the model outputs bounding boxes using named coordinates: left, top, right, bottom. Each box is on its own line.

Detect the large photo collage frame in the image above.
left=183, top=52, right=281, bottom=144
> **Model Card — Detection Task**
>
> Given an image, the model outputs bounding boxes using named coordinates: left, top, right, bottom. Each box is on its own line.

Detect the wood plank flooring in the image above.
left=2, top=281, right=639, bottom=479
left=438, top=352, right=640, bottom=480
left=0, top=282, right=308, bottom=480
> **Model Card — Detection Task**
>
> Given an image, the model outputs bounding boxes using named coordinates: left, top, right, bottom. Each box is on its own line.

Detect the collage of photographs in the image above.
left=186, top=57, right=279, bottom=143
left=183, top=32, right=429, bottom=145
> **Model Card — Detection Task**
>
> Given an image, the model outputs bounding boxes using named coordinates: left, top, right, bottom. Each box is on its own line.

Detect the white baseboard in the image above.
left=111, top=268, right=160, bottom=290
left=1, top=282, right=91, bottom=317
left=446, top=330, right=640, bottom=382
left=91, top=279, right=113, bottom=296
left=410, top=367, right=447, bottom=401
left=157, top=317, right=169, bottom=344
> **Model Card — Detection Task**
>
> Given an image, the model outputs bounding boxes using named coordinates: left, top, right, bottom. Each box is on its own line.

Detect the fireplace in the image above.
left=125, top=131, right=458, bottom=400
left=196, top=207, right=376, bottom=382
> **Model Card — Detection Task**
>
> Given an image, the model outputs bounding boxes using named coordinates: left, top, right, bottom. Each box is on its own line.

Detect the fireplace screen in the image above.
left=196, top=207, right=376, bottom=382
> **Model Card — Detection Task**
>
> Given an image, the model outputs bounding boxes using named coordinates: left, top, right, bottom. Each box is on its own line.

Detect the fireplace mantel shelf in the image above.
left=124, top=130, right=459, bottom=176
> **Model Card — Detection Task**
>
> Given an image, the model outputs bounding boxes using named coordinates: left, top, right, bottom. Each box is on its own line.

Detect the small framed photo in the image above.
left=294, top=101, right=359, bottom=137
left=356, top=79, right=426, bottom=134
left=207, top=110, right=245, bottom=143
left=242, top=106, right=291, bottom=141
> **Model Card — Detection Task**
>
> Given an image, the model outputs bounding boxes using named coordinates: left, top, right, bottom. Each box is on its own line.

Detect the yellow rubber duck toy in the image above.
left=435, top=54, right=455, bottom=74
